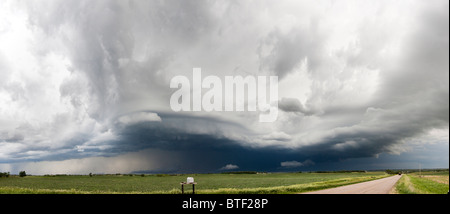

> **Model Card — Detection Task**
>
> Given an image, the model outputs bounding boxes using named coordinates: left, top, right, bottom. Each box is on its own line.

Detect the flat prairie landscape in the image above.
left=0, top=172, right=389, bottom=194
left=394, top=171, right=449, bottom=194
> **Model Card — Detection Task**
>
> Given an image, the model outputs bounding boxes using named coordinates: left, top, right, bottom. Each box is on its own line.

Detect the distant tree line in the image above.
left=314, top=170, right=367, bottom=173
left=0, top=172, right=10, bottom=178
left=0, top=171, right=28, bottom=177
left=385, top=169, right=402, bottom=175
left=221, top=171, right=258, bottom=174
left=385, top=168, right=448, bottom=174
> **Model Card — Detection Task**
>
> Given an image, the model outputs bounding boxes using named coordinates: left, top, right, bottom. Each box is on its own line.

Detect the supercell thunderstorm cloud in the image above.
left=0, top=0, right=448, bottom=174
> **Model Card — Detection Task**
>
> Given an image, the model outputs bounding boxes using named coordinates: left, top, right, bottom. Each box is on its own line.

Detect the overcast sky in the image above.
left=0, top=0, right=448, bottom=174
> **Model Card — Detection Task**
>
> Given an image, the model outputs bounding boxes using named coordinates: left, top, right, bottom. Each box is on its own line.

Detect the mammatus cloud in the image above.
left=0, top=0, right=448, bottom=174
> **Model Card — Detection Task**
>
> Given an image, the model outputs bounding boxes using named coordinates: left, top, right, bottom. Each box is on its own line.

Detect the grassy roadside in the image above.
left=197, top=174, right=390, bottom=194
left=394, top=174, right=448, bottom=194
left=0, top=173, right=390, bottom=194
left=393, top=174, right=416, bottom=194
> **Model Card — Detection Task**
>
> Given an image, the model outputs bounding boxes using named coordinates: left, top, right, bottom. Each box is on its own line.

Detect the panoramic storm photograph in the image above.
left=0, top=0, right=448, bottom=201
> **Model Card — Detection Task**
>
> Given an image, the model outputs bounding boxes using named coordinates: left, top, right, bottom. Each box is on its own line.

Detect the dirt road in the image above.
left=303, top=175, right=402, bottom=194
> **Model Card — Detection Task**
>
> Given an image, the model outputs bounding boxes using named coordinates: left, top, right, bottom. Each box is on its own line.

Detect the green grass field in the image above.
left=394, top=171, right=449, bottom=194
left=0, top=172, right=389, bottom=194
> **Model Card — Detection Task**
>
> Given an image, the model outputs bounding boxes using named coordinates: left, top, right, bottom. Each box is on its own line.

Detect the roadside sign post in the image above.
left=180, top=177, right=197, bottom=194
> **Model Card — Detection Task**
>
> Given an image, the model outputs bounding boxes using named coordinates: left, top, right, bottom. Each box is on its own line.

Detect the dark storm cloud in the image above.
left=297, top=1, right=448, bottom=163
left=258, top=23, right=326, bottom=79
left=24, top=0, right=222, bottom=122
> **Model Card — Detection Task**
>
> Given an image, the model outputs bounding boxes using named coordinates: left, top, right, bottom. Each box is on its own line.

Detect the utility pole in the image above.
left=419, top=163, right=421, bottom=177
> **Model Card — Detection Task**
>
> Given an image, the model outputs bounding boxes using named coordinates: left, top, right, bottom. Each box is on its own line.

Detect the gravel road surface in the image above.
left=303, top=175, right=402, bottom=194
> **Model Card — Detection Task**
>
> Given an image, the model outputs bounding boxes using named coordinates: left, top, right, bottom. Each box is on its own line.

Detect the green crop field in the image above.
left=394, top=171, right=449, bottom=194
left=0, top=172, right=389, bottom=194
